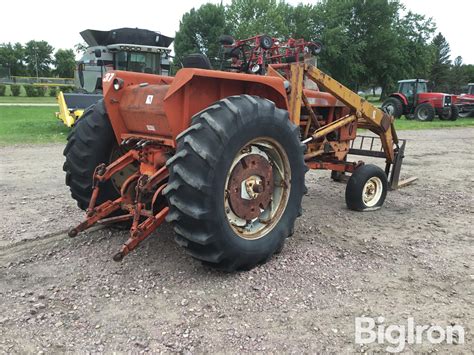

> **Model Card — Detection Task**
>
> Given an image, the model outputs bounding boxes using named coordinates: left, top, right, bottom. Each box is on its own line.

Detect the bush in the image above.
left=25, top=85, right=39, bottom=97
left=36, top=86, right=47, bottom=97
left=61, top=86, right=75, bottom=93
left=49, top=86, right=58, bottom=97
left=0, top=84, right=6, bottom=96
left=11, top=84, right=21, bottom=96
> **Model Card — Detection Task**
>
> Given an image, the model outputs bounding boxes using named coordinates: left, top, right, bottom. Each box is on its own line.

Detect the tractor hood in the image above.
left=80, top=28, right=174, bottom=48
left=427, top=92, right=452, bottom=96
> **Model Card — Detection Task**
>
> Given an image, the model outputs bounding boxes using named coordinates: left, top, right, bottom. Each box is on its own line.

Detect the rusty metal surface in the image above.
left=304, top=63, right=397, bottom=162
left=68, top=145, right=170, bottom=260
left=228, top=154, right=273, bottom=220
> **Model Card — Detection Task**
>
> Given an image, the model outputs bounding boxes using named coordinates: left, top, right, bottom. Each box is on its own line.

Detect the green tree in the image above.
left=226, top=0, right=290, bottom=39
left=313, top=0, right=367, bottom=90
left=429, top=32, right=451, bottom=92
left=0, top=42, right=26, bottom=76
left=315, top=1, right=435, bottom=95
left=460, top=64, right=474, bottom=84
left=174, top=3, right=228, bottom=67
left=395, top=12, right=435, bottom=78
left=54, top=49, right=76, bottom=78
left=283, top=3, right=319, bottom=41
left=24, top=40, right=54, bottom=77
left=353, top=0, right=402, bottom=95
left=172, top=0, right=437, bottom=98
left=74, top=42, right=88, bottom=55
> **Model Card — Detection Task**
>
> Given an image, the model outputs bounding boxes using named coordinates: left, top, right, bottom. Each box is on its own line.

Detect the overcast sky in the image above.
left=0, top=0, right=472, bottom=64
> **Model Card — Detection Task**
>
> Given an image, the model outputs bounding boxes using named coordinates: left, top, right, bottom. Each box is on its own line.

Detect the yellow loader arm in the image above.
left=304, top=64, right=397, bottom=162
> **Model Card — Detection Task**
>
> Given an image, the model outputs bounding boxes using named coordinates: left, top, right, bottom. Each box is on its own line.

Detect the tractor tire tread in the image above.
left=63, top=99, right=121, bottom=210
left=165, top=94, right=307, bottom=271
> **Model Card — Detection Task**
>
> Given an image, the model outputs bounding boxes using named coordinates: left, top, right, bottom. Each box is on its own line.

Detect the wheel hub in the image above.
left=419, top=108, right=428, bottom=120
left=244, top=175, right=264, bottom=199
left=362, top=177, right=383, bottom=206
left=363, top=181, right=376, bottom=203
left=385, top=104, right=394, bottom=115
left=228, top=154, right=273, bottom=220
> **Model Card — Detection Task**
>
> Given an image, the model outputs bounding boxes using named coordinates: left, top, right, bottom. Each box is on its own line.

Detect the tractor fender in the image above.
left=389, top=93, right=408, bottom=106
left=163, top=68, right=289, bottom=139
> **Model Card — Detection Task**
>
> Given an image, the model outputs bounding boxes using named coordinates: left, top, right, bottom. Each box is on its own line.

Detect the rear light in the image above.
left=113, top=78, right=124, bottom=91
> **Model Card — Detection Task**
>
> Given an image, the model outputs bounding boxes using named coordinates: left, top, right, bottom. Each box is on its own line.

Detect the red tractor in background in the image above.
left=382, top=79, right=458, bottom=121
left=457, top=83, right=474, bottom=118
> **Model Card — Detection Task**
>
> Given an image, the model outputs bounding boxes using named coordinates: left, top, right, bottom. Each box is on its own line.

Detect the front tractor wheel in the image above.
left=449, top=105, right=459, bottom=121
left=414, top=103, right=435, bottom=121
left=345, top=164, right=388, bottom=212
left=164, top=95, right=307, bottom=271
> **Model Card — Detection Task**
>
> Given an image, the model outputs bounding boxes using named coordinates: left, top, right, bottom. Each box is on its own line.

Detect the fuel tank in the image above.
left=118, top=84, right=172, bottom=138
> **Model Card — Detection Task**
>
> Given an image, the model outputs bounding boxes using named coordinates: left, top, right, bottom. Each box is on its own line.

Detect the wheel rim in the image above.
left=441, top=108, right=451, bottom=119
left=224, top=138, right=291, bottom=240
left=418, top=108, right=429, bottom=120
left=362, top=177, right=383, bottom=207
left=384, top=103, right=395, bottom=115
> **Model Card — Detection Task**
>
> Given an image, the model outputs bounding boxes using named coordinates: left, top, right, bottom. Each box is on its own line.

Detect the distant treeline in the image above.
left=174, top=0, right=474, bottom=96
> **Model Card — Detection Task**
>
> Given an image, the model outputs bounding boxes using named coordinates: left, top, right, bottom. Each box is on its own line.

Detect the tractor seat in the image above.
left=182, top=53, right=212, bottom=70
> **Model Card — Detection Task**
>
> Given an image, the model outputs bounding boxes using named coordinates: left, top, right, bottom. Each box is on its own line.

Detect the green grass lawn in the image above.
left=0, top=105, right=473, bottom=146
left=369, top=100, right=474, bottom=129
left=0, top=96, right=57, bottom=104
left=394, top=116, right=474, bottom=130
left=0, top=106, right=69, bottom=145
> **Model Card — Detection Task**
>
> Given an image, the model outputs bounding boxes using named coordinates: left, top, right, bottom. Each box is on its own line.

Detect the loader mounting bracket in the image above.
left=68, top=146, right=169, bottom=260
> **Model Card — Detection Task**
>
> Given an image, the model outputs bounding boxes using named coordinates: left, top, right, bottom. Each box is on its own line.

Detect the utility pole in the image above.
left=34, top=46, right=39, bottom=83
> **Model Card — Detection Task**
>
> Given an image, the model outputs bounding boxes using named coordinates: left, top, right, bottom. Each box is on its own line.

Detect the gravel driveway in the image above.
left=0, top=128, right=472, bottom=352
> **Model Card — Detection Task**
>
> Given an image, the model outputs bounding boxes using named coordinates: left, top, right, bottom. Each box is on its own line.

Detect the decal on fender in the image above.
left=146, top=95, right=154, bottom=104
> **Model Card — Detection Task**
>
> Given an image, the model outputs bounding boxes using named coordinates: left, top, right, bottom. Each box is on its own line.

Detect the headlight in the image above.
left=113, top=78, right=124, bottom=91
left=251, top=64, right=261, bottom=74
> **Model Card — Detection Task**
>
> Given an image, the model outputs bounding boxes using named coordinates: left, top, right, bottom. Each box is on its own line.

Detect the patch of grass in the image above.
left=0, top=106, right=69, bottom=145
left=368, top=101, right=474, bottom=129
left=394, top=116, right=474, bottom=130
left=0, top=96, right=57, bottom=104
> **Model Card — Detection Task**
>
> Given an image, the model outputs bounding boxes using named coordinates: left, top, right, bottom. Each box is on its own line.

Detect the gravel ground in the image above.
left=0, top=128, right=473, bottom=353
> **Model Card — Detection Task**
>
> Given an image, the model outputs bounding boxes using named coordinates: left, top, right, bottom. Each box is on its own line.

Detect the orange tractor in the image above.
left=64, top=35, right=408, bottom=271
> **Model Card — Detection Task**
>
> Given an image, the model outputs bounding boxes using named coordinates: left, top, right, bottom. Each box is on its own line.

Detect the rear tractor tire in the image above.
left=63, top=99, right=135, bottom=210
left=345, top=164, right=388, bottom=212
left=164, top=95, right=307, bottom=271
left=382, top=97, right=403, bottom=119
left=414, top=103, right=435, bottom=121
